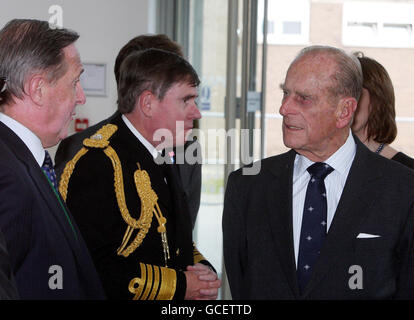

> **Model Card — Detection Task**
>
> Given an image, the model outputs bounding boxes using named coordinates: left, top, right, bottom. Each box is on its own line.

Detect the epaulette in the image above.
left=83, top=124, right=118, bottom=148
left=59, top=123, right=117, bottom=201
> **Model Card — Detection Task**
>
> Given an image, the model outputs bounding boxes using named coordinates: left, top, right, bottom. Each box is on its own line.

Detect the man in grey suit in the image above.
left=223, top=45, right=414, bottom=299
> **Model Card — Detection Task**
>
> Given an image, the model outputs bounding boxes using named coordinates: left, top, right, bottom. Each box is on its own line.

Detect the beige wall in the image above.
left=264, top=0, right=414, bottom=157
left=0, top=0, right=153, bottom=157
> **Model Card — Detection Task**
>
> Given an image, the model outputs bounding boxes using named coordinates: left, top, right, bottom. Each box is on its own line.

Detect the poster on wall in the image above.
left=80, top=63, right=107, bottom=96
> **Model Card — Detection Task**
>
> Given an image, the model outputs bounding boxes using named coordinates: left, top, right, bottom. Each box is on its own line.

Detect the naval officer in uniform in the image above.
left=59, top=48, right=220, bottom=300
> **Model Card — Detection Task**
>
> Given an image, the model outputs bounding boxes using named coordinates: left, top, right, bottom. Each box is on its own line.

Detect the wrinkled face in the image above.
left=151, top=81, right=201, bottom=148
left=279, top=54, right=342, bottom=159
left=41, top=44, right=86, bottom=147
left=351, top=87, right=370, bottom=137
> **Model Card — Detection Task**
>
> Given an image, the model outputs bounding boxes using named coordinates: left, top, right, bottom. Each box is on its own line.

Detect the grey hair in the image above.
left=292, top=45, right=363, bottom=101
left=0, top=19, right=79, bottom=105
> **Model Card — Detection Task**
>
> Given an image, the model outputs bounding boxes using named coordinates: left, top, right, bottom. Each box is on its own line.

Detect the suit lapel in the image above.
left=266, top=150, right=301, bottom=297
left=0, top=122, right=80, bottom=253
left=303, top=138, right=383, bottom=297
left=164, top=162, right=193, bottom=265
left=27, top=162, right=80, bottom=248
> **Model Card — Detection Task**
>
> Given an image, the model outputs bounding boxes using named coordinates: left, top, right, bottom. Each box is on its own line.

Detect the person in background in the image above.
left=352, top=52, right=414, bottom=169
left=55, top=34, right=202, bottom=230
left=0, top=19, right=105, bottom=299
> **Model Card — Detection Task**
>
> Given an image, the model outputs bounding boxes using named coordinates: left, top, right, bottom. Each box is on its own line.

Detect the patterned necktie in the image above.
left=297, top=162, right=334, bottom=293
left=41, top=150, right=78, bottom=240
left=41, top=150, right=58, bottom=191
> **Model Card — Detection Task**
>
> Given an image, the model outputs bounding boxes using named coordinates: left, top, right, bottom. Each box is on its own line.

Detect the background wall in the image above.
left=0, top=0, right=154, bottom=156
left=261, top=0, right=414, bottom=158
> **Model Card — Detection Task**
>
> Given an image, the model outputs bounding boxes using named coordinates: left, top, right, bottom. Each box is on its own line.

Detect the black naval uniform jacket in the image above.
left=60, top=114, right=211, bottom=300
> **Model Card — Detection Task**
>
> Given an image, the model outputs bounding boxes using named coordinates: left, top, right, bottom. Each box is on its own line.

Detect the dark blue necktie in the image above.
left=297, top=162, right=334, bottom=293
left=41, top=150, right=78, bottom=240
left=41, top=150, right=58, bottom=191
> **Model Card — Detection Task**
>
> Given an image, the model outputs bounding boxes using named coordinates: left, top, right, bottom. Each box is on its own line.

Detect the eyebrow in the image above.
left=183, top=94, right=198, bottom=100
left=279, top=83, right=316, bottom=101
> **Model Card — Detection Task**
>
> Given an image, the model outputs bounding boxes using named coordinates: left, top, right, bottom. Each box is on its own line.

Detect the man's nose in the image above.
left=279, top=95, right=292, bottom=116
left=76, top=82, right=86, bottom=105
left=190, top=103, right=202, bottom=120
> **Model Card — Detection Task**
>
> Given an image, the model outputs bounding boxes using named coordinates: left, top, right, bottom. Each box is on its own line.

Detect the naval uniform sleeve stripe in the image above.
left=128, top=263, right=177, bottom=300
left=140, top=264, right=153, bottom=300
left=129, top=263, right=147, bottom=300
left=149, top=265, right=161, bottom=300
left=193, top=244, right=206, bottom=264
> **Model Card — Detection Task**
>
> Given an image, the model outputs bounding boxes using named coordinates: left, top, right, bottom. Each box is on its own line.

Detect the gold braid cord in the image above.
left=129, top=263, right=177, bottom=300
left=59, top=147, right=88, bottom=201
left=116, top=162, right=170, bottom=267
left=193, top=243, right=207, bottom=264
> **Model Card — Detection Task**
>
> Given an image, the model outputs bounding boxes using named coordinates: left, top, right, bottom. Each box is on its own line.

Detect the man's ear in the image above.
left=336, top=97, right=357, bottom=129
left=138, top=90, right=156, bottom=118
left=25, top=74, right=46, bottom=106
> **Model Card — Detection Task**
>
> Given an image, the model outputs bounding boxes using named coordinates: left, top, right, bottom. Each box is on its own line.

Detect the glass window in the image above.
left=258, top=0, right=310, bottom=45
left=343, top=1, right=414, bottom=48
left=264, top=0, right=414, bottom=158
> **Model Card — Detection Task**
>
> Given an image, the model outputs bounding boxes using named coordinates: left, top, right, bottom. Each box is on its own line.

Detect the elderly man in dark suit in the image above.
left=0, top=19, right=105, bottom=299
left=223, top=45, right=414, bottom=299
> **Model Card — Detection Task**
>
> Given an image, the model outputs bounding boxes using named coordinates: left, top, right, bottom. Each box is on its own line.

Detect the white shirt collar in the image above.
left=294, top=130, right=356, bottom=176
left=121, top=114, right=160, bottom=159
left=0, top=112, right=45, bottom=167
left=324, top=130, right=356, bottom=175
